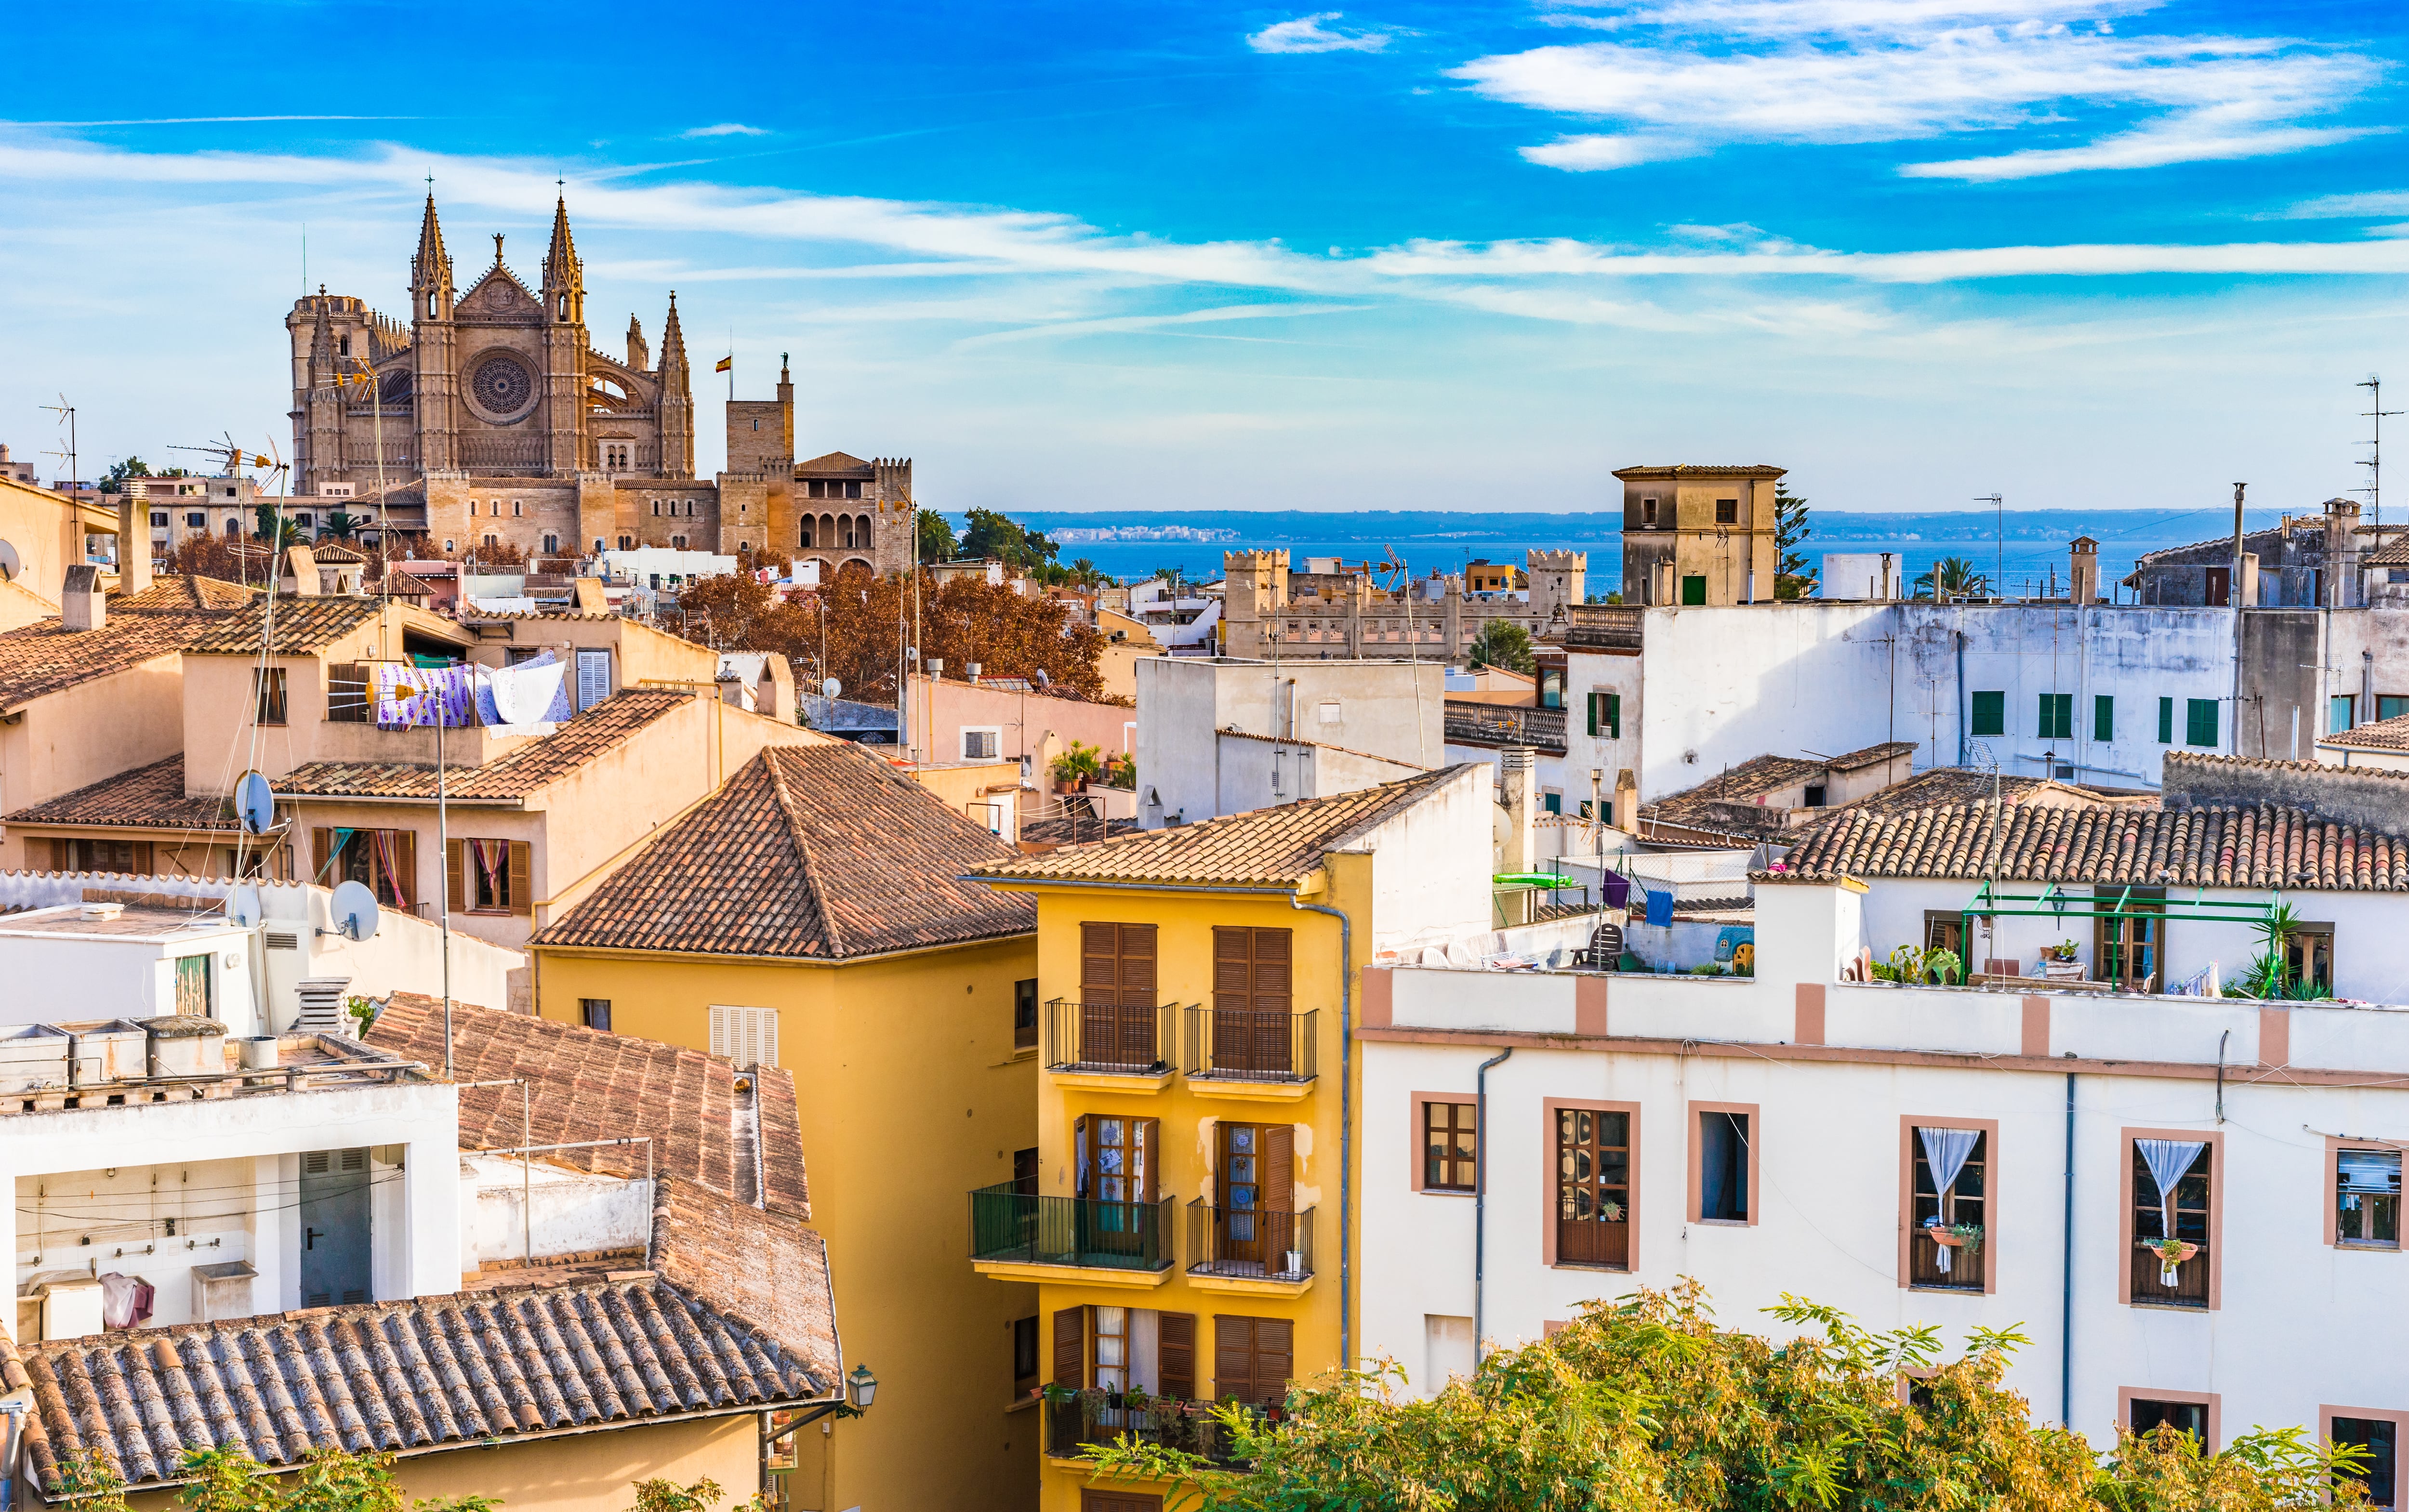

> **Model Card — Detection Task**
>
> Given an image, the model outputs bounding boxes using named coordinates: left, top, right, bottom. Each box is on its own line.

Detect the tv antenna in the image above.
left=1974, top=495, right=2003, bottom=598
left=2361, top=375, right=2402, bottom=536
left=168, top=432, right=270, bottom=477
left=40, top=396, right=77, bottom=491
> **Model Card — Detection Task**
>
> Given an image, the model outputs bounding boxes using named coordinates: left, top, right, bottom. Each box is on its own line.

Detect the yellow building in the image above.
left=529, top=742, right=1044, bottom=1512
left=1614, top=463, right=1786, bottom=607
left=967, top=764, right=1490, bottom=1512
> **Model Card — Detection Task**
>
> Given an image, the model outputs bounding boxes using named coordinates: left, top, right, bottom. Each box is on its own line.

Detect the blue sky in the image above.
left=0, top=0, right=2403, bottom=518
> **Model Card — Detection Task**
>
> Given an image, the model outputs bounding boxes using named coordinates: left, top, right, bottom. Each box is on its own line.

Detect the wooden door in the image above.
left=1216, top=1123, right=1293, bottom=1270
left=1212, top=927, right=1292, bottom=1075
left=1080, top=1493, right=1163, bottom=1512
left=1556, top=1107, right=1631, bottom=1268
left=1079, top=922, right=1158, bottom=1067
left=1077, top=1115, right=1157, bottom=1259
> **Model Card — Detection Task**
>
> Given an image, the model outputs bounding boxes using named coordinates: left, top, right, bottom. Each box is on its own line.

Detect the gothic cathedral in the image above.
left=286, top=192, right=912, bottom=576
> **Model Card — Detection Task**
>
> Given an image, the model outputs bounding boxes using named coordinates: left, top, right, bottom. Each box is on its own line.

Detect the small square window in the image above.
left=2337, top=1145, right=2400, bottom=1248
left=2131, top=1397, right=2209, bottom=1444
left=2038, top=693, right=2072, bottom=739
left=580, top=999, right=612, bottom=1031
left=1424, top=1101, right=1478, bottom=1193
left=1714, top=498, right=1738, bottom=525
left=2185, top=698, right=2219, bottom=748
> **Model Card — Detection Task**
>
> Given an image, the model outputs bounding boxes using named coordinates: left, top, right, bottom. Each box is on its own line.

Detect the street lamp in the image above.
left=847, top=1363, right=878, bottom=1411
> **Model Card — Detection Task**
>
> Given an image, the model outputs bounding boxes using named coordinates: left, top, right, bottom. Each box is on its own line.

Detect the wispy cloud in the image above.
left=1457, top=0, right=2382, bottom=178
left=680, top=123, right=769, bottom=138
left=1248, top=13, right=1395, bottom=54
left=2281, top=190, right=2409, bottom=220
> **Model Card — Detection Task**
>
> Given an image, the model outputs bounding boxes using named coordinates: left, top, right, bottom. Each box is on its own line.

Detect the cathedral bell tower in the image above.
left=541, top=193, right=588, bottom=477
left=410, top=191, right=458, bottom=473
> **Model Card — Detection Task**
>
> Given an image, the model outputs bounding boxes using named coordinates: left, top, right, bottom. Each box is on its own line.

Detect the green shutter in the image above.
left=1605, top=692, right=1621, bottom=739
left=2381, top=695, right=2409, bottom=723
left=1681, top=575, right=1708, bottom=606
left=2158, top=697, right=2174, bottom=744
left=1586, top=692, right=1602, bottom=737
left=2186, top=698, right=2219, bottom=748
left=2094, top=694, right=2114, bottom=742
left=2038, top=693, right=2071, bottom=740
left=1970, top=691, right=2004, bottom=736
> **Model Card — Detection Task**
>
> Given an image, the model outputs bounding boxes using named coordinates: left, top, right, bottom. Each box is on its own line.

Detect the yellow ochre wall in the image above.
left=990, top=860, right=1367, bottom=1512
left=533, top=934, right=1043, bottom=1512
left=122, top=1414, right=761, bottom=1512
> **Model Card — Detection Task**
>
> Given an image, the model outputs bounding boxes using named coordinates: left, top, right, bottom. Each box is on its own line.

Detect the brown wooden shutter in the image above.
left=1053, top=1306, right=1085, bottom=1388
left=1254, top=1317, right=1293, bottom=1406
left=312, top=828, right=332, bottom=884
left=1158, top=1313, right=1196, bottom=1402
left=1212, top=927, right=1250, bottom=1012
left=508, top=841, right=532, bottom=915
left=1081, top=922, right=1121, bottom=1006
left=131, top=841, right=154, bottom=875
left=1252, top=929, right=1292, bottom=1071
left=1212, top=1315, right=1253, bottom=1405
left=1118, top=923, right=1157, bottom=1001
left=392, top=829, right=416, bottom=909
left=1263, top=1126, right=1295, bottom=1213
left=1135, top=1117, right=1158, bottom=1202
left=445, top=838, right=464, bottom=912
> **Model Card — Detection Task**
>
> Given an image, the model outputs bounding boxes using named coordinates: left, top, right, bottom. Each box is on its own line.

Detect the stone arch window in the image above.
left=672, top=535, right=688, bottom=549
left=483, top=534, right=498, bottom=550
left=857, top=513, right=872, bottom=548
left=615, top=535, right=632, bottom=551
left=651, top=500, right=660, bottom=517
left=558, top=293, right=569, bottom=319
left=799, top=517, right=814, bottom=548
left=443, top=539, right=456, bottom=552
left=543, top=533, right=559, bottom=553
left=512, top=500, right=523, bottom=517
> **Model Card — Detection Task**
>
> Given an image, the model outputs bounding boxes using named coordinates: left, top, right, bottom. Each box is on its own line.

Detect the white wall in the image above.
left=0, top=913, right=259, bottom=1034
left=458, top=1153, right=652, bottom=1270
left=1355, top=764, right=1494, bottom=956
left=1137, top=657, right=1447, bottom=828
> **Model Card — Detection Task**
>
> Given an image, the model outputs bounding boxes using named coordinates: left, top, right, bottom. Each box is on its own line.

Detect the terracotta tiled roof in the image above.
left=1610, top=464, right=1787, bottom=479
left=2, top=754, right=238, bottom=831
left=1827, top=739, right=1918, bottom=772
left=13, top=1177, right=838, bottom=1497
left=113, top=574, right=255, bottom=611
left=366, top=993, right=809, bottom=1218
left=974, top=764, right=1474, bottom=888
left=0, top=609, right=226, bottom=712
left=537, top=745, right=1033, bottom=960
left=1774, top=797, right=2409, bottom=891
left=307, top=542, right=368, bottom=563
left=1650, top=755, right=1827, bottom=818
left=1834, top=767, right=2099, bottom=815
left=276, top=690, right=691, bottom=802
left=795, top=450, right=872, bottom=473
left=181, top=595, right=388, bottom=654
left=2324, top=713, right=2409, bottom=750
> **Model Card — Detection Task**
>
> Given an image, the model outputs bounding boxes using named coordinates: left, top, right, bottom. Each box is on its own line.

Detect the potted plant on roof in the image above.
left=1050, top=741, right=1101, bottom=794
left=2041, top=939, right=2085, bottom=981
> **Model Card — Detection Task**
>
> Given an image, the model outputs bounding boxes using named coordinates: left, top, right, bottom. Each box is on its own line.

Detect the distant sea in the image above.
left=965, top=507, right=2289, bottom=598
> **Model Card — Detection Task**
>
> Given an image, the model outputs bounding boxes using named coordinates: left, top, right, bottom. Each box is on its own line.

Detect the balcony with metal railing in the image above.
left=1044, top=997, right=1178, bottom=1088
left=1181, top=1006, right=1316, bottom=1102
left=967, top=1184, right=1175, bottom=1283
left=1043, top=1394, right=1265, bottom=1465
left=1185, top=1200, right=1314, bottom=1295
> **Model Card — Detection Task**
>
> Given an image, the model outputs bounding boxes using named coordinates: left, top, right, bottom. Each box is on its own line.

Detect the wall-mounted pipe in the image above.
left=1472, top=1046, right=1513, bottom=1366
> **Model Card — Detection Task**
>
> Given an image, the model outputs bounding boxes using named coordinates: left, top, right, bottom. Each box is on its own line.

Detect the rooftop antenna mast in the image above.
left=40, top=396, right=77, bottom=492
left=2361, top=375, right=2402, bottom=537
left=1974, top=495, right=2003, bottom=598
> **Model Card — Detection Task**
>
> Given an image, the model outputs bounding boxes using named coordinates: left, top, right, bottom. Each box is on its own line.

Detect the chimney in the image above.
left=1500, top=746, right=1538, bottom=875
left=61, top=564, right=104, bottom=631
left=2326, top=497, right=2362, bottom=608
left=115, top=492, right=152, bottom=597
left=2068, top=536, right=2100, bottom=604
left=1615, top=768, right=1640, bottom=831
left=283, top=544, right=321, bottom=597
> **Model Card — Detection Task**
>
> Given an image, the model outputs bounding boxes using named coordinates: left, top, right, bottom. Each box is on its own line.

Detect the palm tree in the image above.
left=1914, top=556, right=1989, bottom=600
left=318, top=510, right=363, bottom=542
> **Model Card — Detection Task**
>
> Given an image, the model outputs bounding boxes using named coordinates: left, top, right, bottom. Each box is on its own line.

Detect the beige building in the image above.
left=1615, top=463, right=1785, bottom=606
left=291, top=194, right=915, bottom=574
left=1220, top=548, right=1586, bottom=661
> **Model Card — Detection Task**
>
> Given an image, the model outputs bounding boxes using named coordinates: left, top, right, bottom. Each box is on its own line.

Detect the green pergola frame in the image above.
left=1957, top=881, right=2277, bottom=965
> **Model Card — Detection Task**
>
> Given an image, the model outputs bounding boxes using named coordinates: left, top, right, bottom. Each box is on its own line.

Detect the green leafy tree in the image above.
left=55, top=1443, right=500, bottom=1512
left=250, top=502, right=304, bottom=552
left=98, top=457, right=154, bottom=494
left=1774, top=486, right=1814, bottom=600
left=1467, top=618, right=1536, bottom=674
left=1083, top=1281, right=2367, bottom=1511
left=959, top=508, right=1059, bottom=573
left=916, top=508, right=958, bottom=564
left=1914, top=555, right=1989, bottom=601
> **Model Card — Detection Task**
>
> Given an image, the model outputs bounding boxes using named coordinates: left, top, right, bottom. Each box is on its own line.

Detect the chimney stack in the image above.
left=115, top=492, right=152, bottom=597
left=61, top=564, right=104, bottom=631
left=2068, top=536, right=2100, bottom=604
left=1500, top=746, right=1538, bottom=876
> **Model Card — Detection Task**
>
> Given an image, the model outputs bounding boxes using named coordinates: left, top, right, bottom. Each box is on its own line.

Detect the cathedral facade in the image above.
left=287, top=193, right=912, bottom=577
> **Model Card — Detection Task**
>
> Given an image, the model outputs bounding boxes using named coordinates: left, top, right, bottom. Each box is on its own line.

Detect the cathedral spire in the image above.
left=543, top=190, right=582, bottom=318
left=309, top=285, right=336, bottom=366
left=659, top=290, right=688, bottom=372
left=411, top=189, right=453, bottom=319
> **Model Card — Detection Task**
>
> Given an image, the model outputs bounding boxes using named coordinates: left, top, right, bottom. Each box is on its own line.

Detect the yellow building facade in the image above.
left=531, top=743, right=1046, bottom=1512
left=970, top=767, right=1490, bottom=1512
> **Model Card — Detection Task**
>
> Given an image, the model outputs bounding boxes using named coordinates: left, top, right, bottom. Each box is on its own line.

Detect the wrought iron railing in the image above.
left=1563, top=604, right=1644, bottom=650
left=2131, top=1240, right=2210, bottom=1308
left=1183, top=1006, right=1316, bottom=1083
left=1044, top=997, right=1176, bottom=1074
left=1907, top=1227, right=1985, bottom=1291
left=1044, top=1394, right=1266, bottom=1464
left=968, top=1184, right=1173, bottom=1272
left=1185, top=1200, right=1314, bottom=1280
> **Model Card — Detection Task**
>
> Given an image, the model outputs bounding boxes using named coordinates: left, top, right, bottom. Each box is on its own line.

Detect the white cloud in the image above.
left=2282, top=190, right=2409, bottom=220
left=1248, top=13, right=1393, bottom=54
left=680, top=123, right=769, bottom=138
left=1455, top=2, right=2381, bottom=177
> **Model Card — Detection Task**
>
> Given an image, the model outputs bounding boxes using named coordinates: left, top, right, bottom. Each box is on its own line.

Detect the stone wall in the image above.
left=2161, top=750, right=2409, bottom=832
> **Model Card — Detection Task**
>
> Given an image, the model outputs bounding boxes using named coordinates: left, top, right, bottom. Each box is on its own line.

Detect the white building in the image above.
left=1133, top=655, right=1446, bottom=828
left=1359, top=877, right=2409, bottom=1470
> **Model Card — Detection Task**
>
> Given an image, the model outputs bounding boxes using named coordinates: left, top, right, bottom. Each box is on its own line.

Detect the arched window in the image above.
left=672, top=535, right=687, bottom=549
left=800, top=517, right=814, bottom=548
left=512, top=500, right=523, bottom=517
left=616, top=534, right=632, bottom=551
left=558, top=293, right=569, bottom=319
left=857, top=513, right=872, bottom=548
left=543, top=534, right=559, bottom=553
left=686, top=500, right=696, bottom=518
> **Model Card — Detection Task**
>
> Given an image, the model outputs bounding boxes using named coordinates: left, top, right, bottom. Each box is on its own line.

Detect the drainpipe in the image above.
left=1290, top=884, right=1354, bottom=1374
left=1955, top=624, right=1968, bottom=768
left=1472, top=1046, right=1513, bottom=1365
left=2061, top=1070, right=2076, bottom=1427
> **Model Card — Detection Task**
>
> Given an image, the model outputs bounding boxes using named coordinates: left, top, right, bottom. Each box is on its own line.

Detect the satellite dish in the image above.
left=0, top=539, right=18, bottom=582
left=229, top=884, right=263, bottom=927
left=821, top=677, right=841, bottom=699
left=236, top=771, right=277, bottom=836
left=330, top=881, right=380, bottom=942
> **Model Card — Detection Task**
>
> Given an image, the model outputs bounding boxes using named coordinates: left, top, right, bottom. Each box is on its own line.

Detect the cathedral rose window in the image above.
left=471, top=353, right=535, bottom=417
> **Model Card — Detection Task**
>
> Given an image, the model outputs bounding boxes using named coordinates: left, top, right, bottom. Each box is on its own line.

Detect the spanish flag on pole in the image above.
left=715, top=355, right=733, bottom=373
